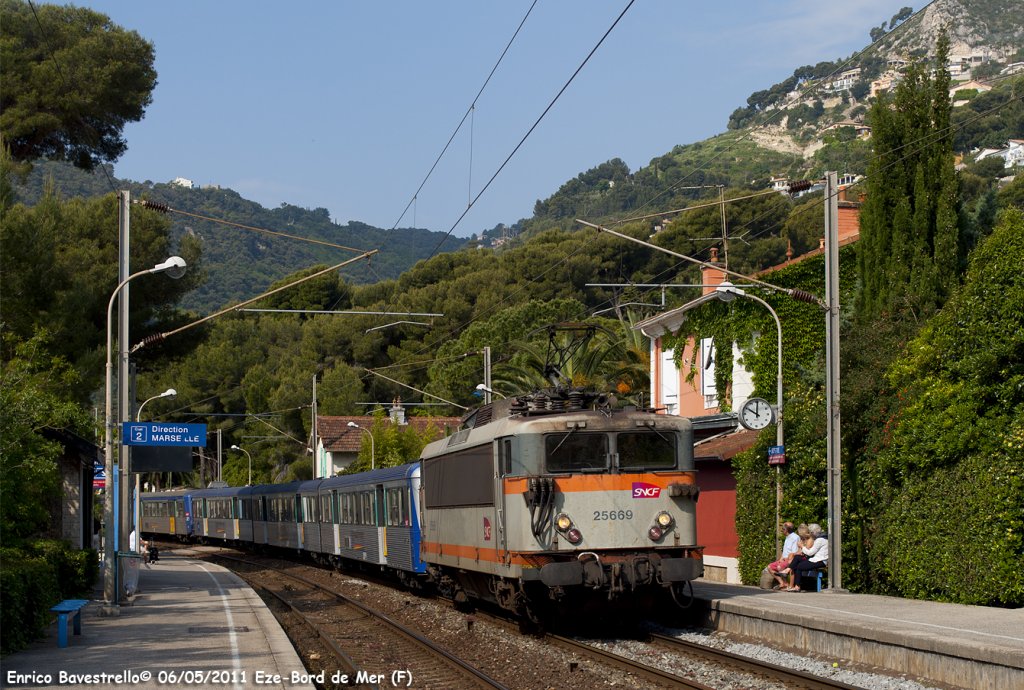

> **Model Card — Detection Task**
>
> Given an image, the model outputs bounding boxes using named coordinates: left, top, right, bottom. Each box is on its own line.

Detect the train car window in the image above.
left=302, top=496, right=318, bottom=523
left=617, top=431, right=677, bottom=470
left=319, top=494, right=331, bottom=524
left=499, top=438, right=514, bottom=476
left=360, top=492, right=373, bottom=525
left=386, top=488, right=401, bottom=526
left=545, top=433, right=609, bottom=473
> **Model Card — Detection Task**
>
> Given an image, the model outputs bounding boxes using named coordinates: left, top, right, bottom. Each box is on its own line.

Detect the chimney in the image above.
left=389, top=397, right=406, bottom=425
left=701, top=247, right=726, bottom=295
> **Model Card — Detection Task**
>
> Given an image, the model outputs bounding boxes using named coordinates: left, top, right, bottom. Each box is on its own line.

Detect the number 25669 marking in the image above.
left=593, top=510, right=633, bottom=521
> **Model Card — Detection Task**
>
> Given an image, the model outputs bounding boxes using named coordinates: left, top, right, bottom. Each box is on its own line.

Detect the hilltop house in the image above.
left=975, top=140, right=1024, bottom=169
left=634, top=185, right=862, bottom=583
left=315, top=401, right=460, bottom=476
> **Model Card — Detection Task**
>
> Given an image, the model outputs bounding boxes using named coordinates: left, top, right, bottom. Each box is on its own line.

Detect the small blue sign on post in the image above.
left=122, top=422, right=207, bottom=447
left=768, top=444, right=786, bottom=466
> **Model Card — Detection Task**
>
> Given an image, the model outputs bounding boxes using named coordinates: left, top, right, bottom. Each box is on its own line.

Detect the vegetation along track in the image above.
left=212, top=552, right=508, bottom=690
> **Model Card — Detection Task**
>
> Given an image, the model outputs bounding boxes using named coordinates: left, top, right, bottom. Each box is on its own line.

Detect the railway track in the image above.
left=189, top=545, right=871, bottom=689
left=647, top=632, right=863, bottom=690
left=214, top=553, right=509, bottom=690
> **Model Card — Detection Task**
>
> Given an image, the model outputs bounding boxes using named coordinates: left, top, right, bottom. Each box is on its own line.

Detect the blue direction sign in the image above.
left=122, top=422, right=207, bottom=447
left=768, top=444, right=786, bottom=466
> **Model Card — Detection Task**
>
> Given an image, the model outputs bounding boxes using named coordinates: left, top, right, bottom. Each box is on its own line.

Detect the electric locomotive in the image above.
left=420, top=387, right=702, bottom=618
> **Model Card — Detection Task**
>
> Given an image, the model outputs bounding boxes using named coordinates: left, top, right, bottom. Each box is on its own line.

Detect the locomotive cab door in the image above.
left=495, top=437, right=512, bottom=558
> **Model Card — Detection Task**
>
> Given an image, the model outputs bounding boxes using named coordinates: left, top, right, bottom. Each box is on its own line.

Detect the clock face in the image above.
left=739, top=397, right=773, bottom=430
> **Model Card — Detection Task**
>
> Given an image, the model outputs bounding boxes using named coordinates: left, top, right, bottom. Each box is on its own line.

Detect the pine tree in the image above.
left=856, top=32, right=962, bottom=320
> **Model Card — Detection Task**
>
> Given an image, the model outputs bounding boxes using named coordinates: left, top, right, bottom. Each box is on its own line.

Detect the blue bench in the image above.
left=799, top=567, right=827, bottom=592
left=50, top=599, right=89, bottom=648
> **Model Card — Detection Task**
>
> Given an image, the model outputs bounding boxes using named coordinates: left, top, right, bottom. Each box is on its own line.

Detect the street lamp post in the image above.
left=230, top=445, right=252, bottom=486
left=134, top=388, right=176, bottom=555
left=103, top=257, right=186, bottom=612
left=717, top=282, right=785, bottom=557
left=347, top=422, right=375, bottom=470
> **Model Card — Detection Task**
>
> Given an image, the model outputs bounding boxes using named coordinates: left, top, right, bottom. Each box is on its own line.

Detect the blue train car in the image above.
left=296, top=479, right=324, bottom=554
left=251, top=481, right=305, bottom=550
left=140, top=489, right=193, bottom=539
left=192, top=486, right=249, bottom=543
left=317, top=463, right=425, bottom=580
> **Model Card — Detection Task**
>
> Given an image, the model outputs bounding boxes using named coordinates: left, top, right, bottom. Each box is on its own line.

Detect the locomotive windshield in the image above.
left=545, top=432, right=609, bottom=472
left=617, top=431, right=677, bottom=470
left=545, top=431, right=678, bottom=472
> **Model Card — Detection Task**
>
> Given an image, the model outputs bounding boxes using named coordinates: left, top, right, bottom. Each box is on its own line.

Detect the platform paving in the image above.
left=2, top=555, right=315, bottom=690
left=689, top=580, right=1024, bottom=690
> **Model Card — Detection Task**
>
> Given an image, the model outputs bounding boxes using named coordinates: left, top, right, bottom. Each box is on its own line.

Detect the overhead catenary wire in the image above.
left=391, top=0, right=541, bottom=230
left=422, top=0, right=638, bottom=259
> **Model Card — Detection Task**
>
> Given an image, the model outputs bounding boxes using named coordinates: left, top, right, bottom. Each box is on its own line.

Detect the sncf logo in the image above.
left=632, top=482, right=661, bottom=498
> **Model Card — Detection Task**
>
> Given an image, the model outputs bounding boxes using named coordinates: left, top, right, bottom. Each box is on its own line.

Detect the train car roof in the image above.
left=319, top=463, right=420, bottom=490
left=191, top=485, right=249, bottom=498
left=140, top=489, right=192, bottom=499
left=296, top=479, right=324, bottom=494
left=247, top=480, right=305, bottom=496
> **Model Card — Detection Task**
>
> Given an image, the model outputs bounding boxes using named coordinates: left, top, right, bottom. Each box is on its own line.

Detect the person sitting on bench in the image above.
left=786, top=523, right=828, bottom=591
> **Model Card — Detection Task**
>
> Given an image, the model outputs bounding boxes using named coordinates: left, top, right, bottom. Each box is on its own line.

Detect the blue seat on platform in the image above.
left=50, top=599, right=89, bottom=648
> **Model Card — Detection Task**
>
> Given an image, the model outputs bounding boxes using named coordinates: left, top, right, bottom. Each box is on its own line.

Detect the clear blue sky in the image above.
left=78, top=1, right=913, bottom=237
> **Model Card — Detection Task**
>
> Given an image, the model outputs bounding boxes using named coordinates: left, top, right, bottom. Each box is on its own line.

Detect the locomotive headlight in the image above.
left=556, top=513, right=574, bottom=532
left=656, top=511, right=674, bottom=528
left=565, top=527, right=583, bottom=544
left=648, top=525, right=664, bottom=541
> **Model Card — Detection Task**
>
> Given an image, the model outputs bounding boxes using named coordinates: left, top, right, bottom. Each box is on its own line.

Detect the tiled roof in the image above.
left=694, top=429, right=760, bottom=462
left=317, top=415, right=462, bottom=452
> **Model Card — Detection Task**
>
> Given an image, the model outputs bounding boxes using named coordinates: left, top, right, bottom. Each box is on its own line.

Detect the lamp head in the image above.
left=715, top=281, right=745, bottom=303
left=347, top=421, right=359, bottom=429
left=150, top=256, right=187, bottom=279
left=230, top=444, right=241, bottom=451
left=160, top=388, right=177, bottom=398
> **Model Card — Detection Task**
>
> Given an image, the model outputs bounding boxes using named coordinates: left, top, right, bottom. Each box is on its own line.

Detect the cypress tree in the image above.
left=856, top=31, right=962, bottom=320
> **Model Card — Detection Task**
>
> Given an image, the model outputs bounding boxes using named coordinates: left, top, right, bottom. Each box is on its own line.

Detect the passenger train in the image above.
left=141, top=388, right=704, bottom=618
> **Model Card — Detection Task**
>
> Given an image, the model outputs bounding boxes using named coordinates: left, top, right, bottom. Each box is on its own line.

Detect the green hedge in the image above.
left=0, top=549, right=60, bottom=654
left=0, top=541, right=98, bottom=654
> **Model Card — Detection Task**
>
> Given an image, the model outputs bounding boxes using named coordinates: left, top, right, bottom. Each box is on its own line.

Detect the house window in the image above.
left=701, top=337, right=718, bottom=408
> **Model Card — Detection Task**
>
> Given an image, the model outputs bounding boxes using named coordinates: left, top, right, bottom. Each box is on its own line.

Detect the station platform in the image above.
left=689, top=580, right=1024, bottom=690
left=2, top=554, right=313, bottom=690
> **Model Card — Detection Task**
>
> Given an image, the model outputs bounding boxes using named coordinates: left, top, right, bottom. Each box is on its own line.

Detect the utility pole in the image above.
left=824, top=172, right=844, bottom=592
left=116, top=191, right=131, bottom=604
left=483, top=346, right=492, bottom=405
left=311, top=374, right=319, bottom=478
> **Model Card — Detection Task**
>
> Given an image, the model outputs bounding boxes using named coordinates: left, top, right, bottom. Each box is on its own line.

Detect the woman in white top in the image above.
left=787, top=523, right=828, bottom=591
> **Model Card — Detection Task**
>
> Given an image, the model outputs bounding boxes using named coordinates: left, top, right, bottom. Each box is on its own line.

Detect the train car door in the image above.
left=295, top=493, right=304, bottom=550
left=183, top=494, right=194, bottom=536
left=376, top=484, right=386, bottom=562
left=331, top=489, right=341, bottom=555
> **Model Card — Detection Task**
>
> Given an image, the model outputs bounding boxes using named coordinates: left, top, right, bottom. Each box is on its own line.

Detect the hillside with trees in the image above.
left=2, top=2, right=1023, bottom=649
